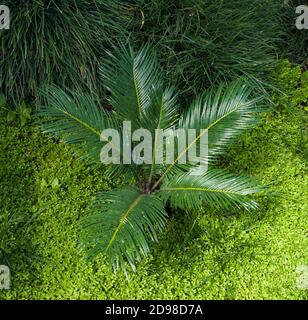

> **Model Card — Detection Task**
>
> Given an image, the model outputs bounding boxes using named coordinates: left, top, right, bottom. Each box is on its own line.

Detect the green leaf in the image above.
left=40, top=178, right=48, bottom=190
left=39, top=86, right=139, bottom=179
left=19, top=101, right=26, bottom=110
left=158, top=169, right=264, bottom=211
left=20, top=114, right=28, bottom=126
left=51, top=178, right=60, bottom=190
left=7, top=111, right=16, bottom=122
left=26, top=107, right=32, bottom=116
left=152, top=79, right=267, bottom=189
left=39, top=87, right=115, bottom=164
left=101, top=43, right=162, bottom=123
left=0, top=93, right=6, bottom=109
left=80, top=186, right=168, bottom=274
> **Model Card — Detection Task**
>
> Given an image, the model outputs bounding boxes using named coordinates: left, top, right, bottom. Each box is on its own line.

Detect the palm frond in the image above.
left=140, top=85, right=179, bottom=132
left=179, top=78, right=267, bottom=160
left=151, top=79, right=267, bottom=189
left=39, top=86, right=141, bottom=178
left=38, top=86, right=115, bottom=164
left=100, top=43, right=162, bottom=123
left=142, top=85, right=180, bottom=180
left=80, top=186, right=168, bottom=273
left=158, top=169, right=264, bottom=211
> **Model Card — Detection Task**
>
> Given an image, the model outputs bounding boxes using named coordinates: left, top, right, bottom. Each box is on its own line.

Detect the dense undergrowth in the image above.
left=0, top=0, right=129, bottom=106
left=0, top=0, right=293, bottom=107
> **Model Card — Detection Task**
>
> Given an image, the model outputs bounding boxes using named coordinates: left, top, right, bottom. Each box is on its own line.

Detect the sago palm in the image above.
left=39, top=44, right=266, bottom=274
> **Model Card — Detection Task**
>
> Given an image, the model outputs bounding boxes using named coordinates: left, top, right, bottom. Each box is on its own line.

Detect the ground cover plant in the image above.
left=0, top=96, right=307, bottom=299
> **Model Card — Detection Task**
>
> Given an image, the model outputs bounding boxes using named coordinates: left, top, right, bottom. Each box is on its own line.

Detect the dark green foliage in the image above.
left=39, top=45, right=265, bottom=273
left=0, top=0, right=129, bottom=107
left=128, top=0, right=287, bottom=102
left=282, top=0, right=308, bottom=65
left=80, top=186, right=168, bottom=273
left=0, top=93, right=5, bottom=109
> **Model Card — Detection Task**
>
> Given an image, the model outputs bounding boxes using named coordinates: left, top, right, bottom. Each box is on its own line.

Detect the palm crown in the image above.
left=39, top=44, right=266, bottom=274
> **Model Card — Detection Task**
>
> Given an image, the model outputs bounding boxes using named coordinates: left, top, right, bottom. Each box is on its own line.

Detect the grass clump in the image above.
left=0, top=0, right=129, bottom=107
left=128, top=0, right=287, bottom=102
left=282, top=0, right=308, bottom=66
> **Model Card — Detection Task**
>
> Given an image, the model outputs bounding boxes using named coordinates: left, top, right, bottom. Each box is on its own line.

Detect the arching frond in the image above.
left=142, top=86, right=180, bottom=181
left=101, top=43, right=163, bottom=123
left=179, top=79, right=267, bottom=161
left=151, top=79, right=267, bottom=189
left=38, top=86, right=138, bottom=178
left=158, top=169, right=264, bottom=211
left=39, top=86, right=114, bottom=164
left=80, top=186, right=168, bottom=274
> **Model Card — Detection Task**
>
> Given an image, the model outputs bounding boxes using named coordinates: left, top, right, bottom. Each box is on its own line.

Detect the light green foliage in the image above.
left=271, top=60, right=308, bottom=163
left=272, top=60, right=308, bottom=111
left=0, top=106, right=307, bottom=299
left=1, top=93, right=32, bottom=126
left=5, top=101, right=32, bottom=126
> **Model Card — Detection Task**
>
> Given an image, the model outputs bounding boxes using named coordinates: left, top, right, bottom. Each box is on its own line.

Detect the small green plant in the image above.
left=39, top=45, right=266, bottom=274
left=40, top=177, right=60, bottom=192
left=2, top=101, right=32, bottom=126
